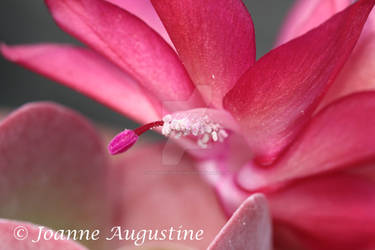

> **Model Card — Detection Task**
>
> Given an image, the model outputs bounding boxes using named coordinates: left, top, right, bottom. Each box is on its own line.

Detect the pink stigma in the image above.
left=108, top=121, right=164, bottom=155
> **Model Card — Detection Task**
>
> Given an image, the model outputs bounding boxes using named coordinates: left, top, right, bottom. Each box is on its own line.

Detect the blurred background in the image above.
left=0, top=0, right=295, bottom=130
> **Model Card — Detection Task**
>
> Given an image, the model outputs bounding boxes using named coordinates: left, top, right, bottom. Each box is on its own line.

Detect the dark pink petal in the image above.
left=276, top=0, right=350, bottom=46
left=237, top=92, right=375, bottom=191
left=276, top=0, right=375, bottom=109
left=0, top=219, right=87, bottom=250
left=269, top=173, right=375, bottom=250
left=208, top=194, right=272, bottom=250
left=224, top=0, right=375, bottom=164
left=346, top=163, right=375, bottom=182
left=112, top=144, right=226, bottom=249
left=103, top=0, right=174, bottom=48
left=45, top=0, right=202, bottom=110
left=0, top=102, right=114, bottom=249
left=1, top=44, right=161, bottom=123
left=318, top=10, right=375, bottom=108
left=151, top=0, right=256, bottom=108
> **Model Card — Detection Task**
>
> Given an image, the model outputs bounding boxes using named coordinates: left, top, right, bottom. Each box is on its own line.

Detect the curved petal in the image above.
left=224, top=0, right=375, bottom=165
left=318, top=10, right=375, bottom=108
left=0, top=102, right=114, bottom=249
left=111, top=143, right=226, bottom=249
left=151, top=0, right=256, bottom=108
left=103, top=0, right=174, bottom=49
left=208, top=194, right=272, bottom=250
left=237, top=92, right=375, bottom=191
left=0, top=219, right=87, bottom=250
left=269, top=173, right=375, bottom=250
left=276, top=0, right=375, bottom=109
left=1, top=44, right=161, bottom=123
left=213, top=175, right=248, bottom=217
left=276, top=0, right=351, bottom=46
left=45, top=0, right=202, bottom=111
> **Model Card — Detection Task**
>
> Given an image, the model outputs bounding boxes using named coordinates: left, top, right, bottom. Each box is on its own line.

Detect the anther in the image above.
left=161, top=114, right=228, bottom=149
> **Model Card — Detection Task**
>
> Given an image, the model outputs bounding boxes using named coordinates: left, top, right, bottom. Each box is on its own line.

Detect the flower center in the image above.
left=161, top=114, right=228, bottom=149
left=108, top=113, right=228, bottom=155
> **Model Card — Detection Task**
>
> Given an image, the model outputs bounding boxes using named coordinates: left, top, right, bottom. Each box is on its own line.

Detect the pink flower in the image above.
left=1, top=0, right=375, bottom=249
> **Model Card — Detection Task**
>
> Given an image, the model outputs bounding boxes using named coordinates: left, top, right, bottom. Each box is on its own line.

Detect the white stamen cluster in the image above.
left=161, top=114, right=228, bottom=148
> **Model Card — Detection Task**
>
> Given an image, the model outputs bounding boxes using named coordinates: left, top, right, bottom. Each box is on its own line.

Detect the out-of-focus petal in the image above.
left=112, top=143, right=226, bottom=249
left=213, top=175, right=248, bottom=217
left=224, top=0, right=375, bottom=165
left=0, top=102, right=113, bottom=249
left=103, top=0, right=174, bottom=48
left=0, top=219, right=87, bottom=250
left=208, top=194, right=272, bottom=250
left=237, top=92, right=375, bottom=191
left=45, top=0, right=202, bottom=111
left=151, top=0, right=256, bottom=108
left=276, top=0, right=351, bottom=46
left=1, top=44, right=161, bottom=123
left=117, top=242, right=196, bottom=250
left=269, top=173, right=375, bottom=250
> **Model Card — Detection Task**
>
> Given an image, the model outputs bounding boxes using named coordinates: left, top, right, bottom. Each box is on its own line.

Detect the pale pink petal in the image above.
left=224, top=0, right=375, bottom=165
left=276, top=0, right=351, bottom=46
left=112, top=144, right=226, bottom=249
left=103, top=0, right=174, bottom=48
left=45, top=0, right=202, bottom=111
left=117, top=242, right=196, bottom=250
left=269, top=173, right=375, bottom=249
left=237, top=92, right=375, bottom=191
left=151, top=0, right=256, bottom=108
left=1, top=44, right=161, bottom=123
left=213, top=176, right=248, bottom=217
left=0, top=219, right=87, bottom=250
left=0, top=102, right=114, bottom=249
left=208, top=194, right=272, bottom=250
